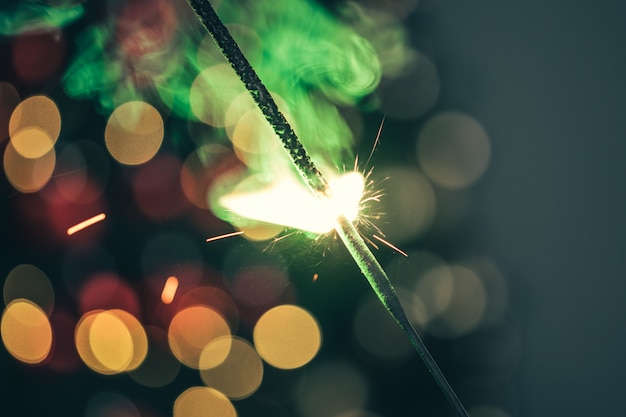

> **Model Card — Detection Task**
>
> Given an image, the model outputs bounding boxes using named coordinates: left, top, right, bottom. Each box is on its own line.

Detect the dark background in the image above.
left=422, top=1, right=626, bottom=416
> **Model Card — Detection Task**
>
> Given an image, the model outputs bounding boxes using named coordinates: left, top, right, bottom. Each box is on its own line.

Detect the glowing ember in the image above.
left=161, top=276, right=179, bottom=304
left=66, top=213, right=106, bottom=235
left=205, top=231, right=244, bottom=243
left=219, top=171, right=365, bottom=234
left=372, top=234, right=409, bottom=257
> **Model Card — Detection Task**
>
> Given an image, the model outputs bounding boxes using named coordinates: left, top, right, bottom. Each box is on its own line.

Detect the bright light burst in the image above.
left=219, top=171, right=365, bottom=234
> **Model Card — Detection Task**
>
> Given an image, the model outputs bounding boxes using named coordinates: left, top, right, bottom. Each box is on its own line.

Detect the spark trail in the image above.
left=185, top=1, right=469, bottom=416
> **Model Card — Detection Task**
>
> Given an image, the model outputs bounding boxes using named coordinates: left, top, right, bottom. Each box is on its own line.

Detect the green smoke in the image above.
left=0, top=1, right=83, bottom=35
left=62, top=0, right=385, bottom=232
left=213, top=0, right=381, bottom=166
left=64, top=0, right=380, bottom=158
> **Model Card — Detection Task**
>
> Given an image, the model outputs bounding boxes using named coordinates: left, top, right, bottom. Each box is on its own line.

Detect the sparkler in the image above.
left=185, top=1, right=469, bottom=416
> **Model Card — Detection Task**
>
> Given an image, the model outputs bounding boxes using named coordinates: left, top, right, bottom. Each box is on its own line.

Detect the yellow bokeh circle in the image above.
left=173, top=387, right=236, bottom=417
left=254, top=304, right=321, bottom=369
left=1, top=299, right=53, bottom=364
left=200, top=336, right=264, bottom=399
left=75, top=309, right=147, bottom=375
left=9, top=95, right=61, bottom=158
left=168, top=306, right=231, bottom=369
left=104, top=101, right=164, bottom=165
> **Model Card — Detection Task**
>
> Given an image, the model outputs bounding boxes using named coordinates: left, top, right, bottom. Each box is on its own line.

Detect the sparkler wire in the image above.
left=334, top=215, right=469, bottom=417
left=185, top=1, right=469, bottom=415
left=185, top=0, right=328, bottom=195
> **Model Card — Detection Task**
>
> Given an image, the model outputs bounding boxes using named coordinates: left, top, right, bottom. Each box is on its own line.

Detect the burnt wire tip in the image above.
left=186, top=0, right=329, bottom=195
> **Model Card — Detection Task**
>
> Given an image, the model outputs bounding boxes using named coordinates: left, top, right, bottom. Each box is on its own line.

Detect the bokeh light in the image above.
left=414, top=264, right=487, bottom=338
left=177, top=286, right=240, bottom=331
left=53, top=140, right=110, bottom=204
left=173, top=387, right=237, bottom=417
left=417, top=112, right=491, bottom=189
left=11, top=30, right=67, bottom=85
left=47, top=308, right=82, bottom=373
left=190, top=64, right=246, bottom=127
left=104, top=101, right=164, bottom=165
left=129, top=326, right=181, bottom=388
left=296, top=360, right=369, bottom=417
left=377, top=51, right=440, bottom=119
left=197, top=24, right=261, bottom=70
left=0, top=82, right=20, bottom=142
left=78, top=272, right=141, bottom=317
left=352, top=291, right=414, bottom=364
left=3, top=264, right=55, bottom=315
left=375, top=166, right=436, bottom=244
left=180, top=143, right=233, bottom=209
left=84, top=391, right=141, bottom=417
left=9, top=95, right=61, bottom=158
left=1, top=299, right=53, bottom=364
left=131, top=153, right=191, bottom=220
left=254, top=304, right=322, bottom=370
left=200, top=336, right=264, bottom=399
left=168, top=305, right=231, bottom=368
left=3, top=140, right=56, bottom=192
left=75, top=309, right=147, bottom=375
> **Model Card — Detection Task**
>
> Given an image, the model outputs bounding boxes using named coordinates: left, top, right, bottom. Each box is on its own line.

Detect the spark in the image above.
left=66, top=213, right=106, bottom=235
left=205, top=230, right=244, bottom=243
left=161, top=276, right=179, bottom=304
left=364, top=115, right=385, bottom=169
left=372, top=234, right=409, bottom=257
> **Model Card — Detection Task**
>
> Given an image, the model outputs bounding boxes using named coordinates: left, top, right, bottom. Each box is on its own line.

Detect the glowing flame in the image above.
left=219, top=172, right=364, bottom=234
